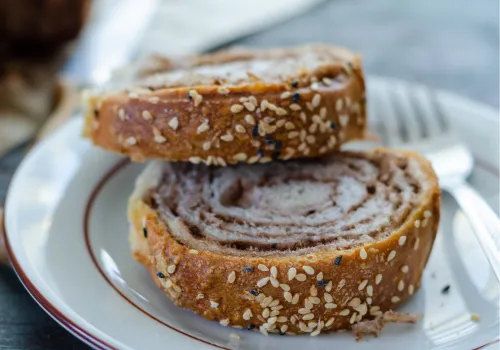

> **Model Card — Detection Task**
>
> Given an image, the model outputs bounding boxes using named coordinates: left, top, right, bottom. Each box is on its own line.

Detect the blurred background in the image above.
left=0, top=0, right=498, bottom=348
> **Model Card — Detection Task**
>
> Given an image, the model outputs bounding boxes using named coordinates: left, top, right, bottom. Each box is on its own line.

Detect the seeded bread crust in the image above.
left=128, top=149, right=440, bottom=335
left=83, top=45, right=366, bottom=164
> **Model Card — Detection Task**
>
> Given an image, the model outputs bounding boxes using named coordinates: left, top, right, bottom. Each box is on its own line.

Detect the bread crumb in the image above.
left=230, top=333, right=241, bottom=340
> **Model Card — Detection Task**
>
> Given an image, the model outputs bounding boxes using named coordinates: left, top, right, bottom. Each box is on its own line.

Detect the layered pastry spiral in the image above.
left=129, top=149, right=440, bottom=335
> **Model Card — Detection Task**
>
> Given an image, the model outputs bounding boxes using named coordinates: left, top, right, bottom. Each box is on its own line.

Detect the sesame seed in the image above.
left=300, top=112, right=307, bottom=122
left=316, top=272, right=324, bottom=281
left=414, top=220, right=421, bottom=228
left=335, top=99, right=343, bottom=112
left=422, top=218, right=428, bottom=227
left=309, top=296, right=320, bottom=304
left=280, top=325, right=288, bottom=333
left=338, top=279, right=346, bottom=290
left=319, top=107, right=327, bottom=119
left=339, top=309, right=350, bottom=316
left=259, top=326, right=268, bottom=336
left=424, top=210, right=432, bottom=218
left=260, top=100, right=269, bottom=111
left=310, top=285, right=318, bottom=297
left=312, top=94, right=321, bottom=108
left=409, top=284, right=414, bottom=295
left=367, top=285, right=373, bottom=296
left=325, top=303, right=337, bottom=309
left=309, top=123, right=318, bottom=133
left=270, top=266, right=278, bottom=278
left=387, top=250, right=396, bottom=262
left=270, top=278, right=280, bottom=288
left=375, top=274, right=383, bottom=284
left=258, top=264, right=268, bottom=272
left=310, top=82, right=320, bottom=91
left=244, top=114, right=256, bottom=126
left=302, top=314, right=314, bottom=321
left=358, top=279, right=368, bottom=291
left=267, top=317, right=278, bottom=325
left=305, top=298, right=313, bottom=310
left=197, top=120, right=209, bottom=134
left=292, top=293, right=300, bottom=304
left=261, top=296, right=273, bottom=308
left=290, top=103, right=302, bottom=111
left=142, top=110, right=153, bottom=121
left=284, top=291, right=293, bottom=302
left=306, top=135, right=316, bottom=144
left=167, top=117, right=179, bottom=130
left=277, top=316, right=287, bottom=323
left=288, top=131, right=299, bottom=139
left=235, top=124, right=246, bottom=133
left=298, top=308, right=310, bottom=315
left=189, top=156, right=202, bottom=164
left=188, top=89, right=203, bottom=106
left=414, top=238, right=420, bottom=250
left=230, top=104, right=244, bottom=113
left=196, top=293, right=204, bottom=299
left=233, top=153, right=248, bottom=161
left=230, top=333, right=240, bottom=340
left=345, top=97, right=351, bottom=107
left=153, top=127, right=166, bottom=143
left=401, top=265, right=409, bottom=273
left=257, top=277, right=270, bottom=287
left=124, top=136, right=137, bottom=146
left=349, top=298, right=361, bottom=307
left=189, top=249, right=198, bottom=254
left=202, top=141, right=211, bottom=151
left=350, top=312, right=357, bottom=324
left=221, top=133, right=234, bottom=142
left=360, top=248, right=368, bottom=260
left=220, top=319, right=230, bottom=326
left=284, top=121, right=295, bottom=130
left=325, top=317, right=335, bottom=327
left=399, top=236, right=407, bottom=246
left=306, top=102, right=313, bottom=111
left=243, top=102, right=255, bottom=112
left=339, top=114, right=349, bottom=127
left=259, top=156, right=272, bottom=164
left=118, top=109, right=126, bottom=120
left=280, top=91, right=292, bottom=99
left=367, top=297, right=372, bottom=305
left=391, top=296, right=401, bottom=303
left=167, top=265, right=176, bottom=274
left=210, top=301, right=219, bottom=308
left=262, top=308, right=270, bottom=318
left=398, top=280, right=405, bottom=291
left=303, top=266, right=314, bottom=275
left=228, top=271, right=236, bottom=283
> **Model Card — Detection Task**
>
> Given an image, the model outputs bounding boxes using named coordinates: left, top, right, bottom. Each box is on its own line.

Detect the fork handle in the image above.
left=446, top=181, right=500, bottom=282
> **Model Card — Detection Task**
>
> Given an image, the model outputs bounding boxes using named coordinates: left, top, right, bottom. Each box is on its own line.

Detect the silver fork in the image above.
left=370, top=79, right=500, bottom=282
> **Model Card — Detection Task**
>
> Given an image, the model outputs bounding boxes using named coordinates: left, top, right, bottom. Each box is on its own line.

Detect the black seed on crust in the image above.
left=291, top=80, right=299, bottom=88
left=252, top=125, right=259, bottom=137
left=334, top=255, right=342, bottom=266
left=143, top=227, right=148, bottom=238
left=317, top=279, right=329, bottom=287
left=157, top=272, right=165, bottom=279
left=257, top=149, right=264, bottom=158
left=247, top=324, right=255, bottom=330
left=93, top=109, right=99, bottom=118
left=243, top=266, right=254, bottom=273
left=292, top=92, right=300, bottom=103
left=330, top=121, right=337, bottom=129
left=249, top=289, right=259, bottom=296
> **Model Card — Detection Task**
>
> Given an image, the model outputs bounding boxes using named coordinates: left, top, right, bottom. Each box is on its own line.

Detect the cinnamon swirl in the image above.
left=128, top=148, right=440, bottom=335
left=83, top=45, right=366, bottom=164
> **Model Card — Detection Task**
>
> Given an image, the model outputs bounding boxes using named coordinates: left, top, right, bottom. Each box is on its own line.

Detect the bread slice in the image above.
left=83, top=45, right=366, bottom=164
left=128, top=149, right=440, bottom=335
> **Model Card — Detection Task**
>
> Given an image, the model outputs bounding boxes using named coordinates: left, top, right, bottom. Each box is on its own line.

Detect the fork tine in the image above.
left=390, top=82, right=424, bottom=144
left=410, top=86, right=444, bottom=138
left=372, top=80, right=404, bottom=146
left=428, top=90, right=450, bottom=132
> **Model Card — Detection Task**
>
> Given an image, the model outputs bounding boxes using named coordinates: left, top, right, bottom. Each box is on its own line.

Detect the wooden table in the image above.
left=0, top=1, right=497, bottom=348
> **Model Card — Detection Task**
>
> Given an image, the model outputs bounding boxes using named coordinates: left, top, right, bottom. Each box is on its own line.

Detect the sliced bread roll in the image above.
left=83, top=45, right=366, bottom=164
left=128, top=149, right=440, bottom=335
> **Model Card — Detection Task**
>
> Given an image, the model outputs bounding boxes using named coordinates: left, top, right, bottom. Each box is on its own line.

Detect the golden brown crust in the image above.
left=128, top=149, right=440, bottom=336
left=83, top=45, right=366, bottom=164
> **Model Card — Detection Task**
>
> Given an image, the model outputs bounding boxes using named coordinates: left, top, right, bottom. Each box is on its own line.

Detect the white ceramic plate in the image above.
left=3, top=77, right=500, bottom=350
